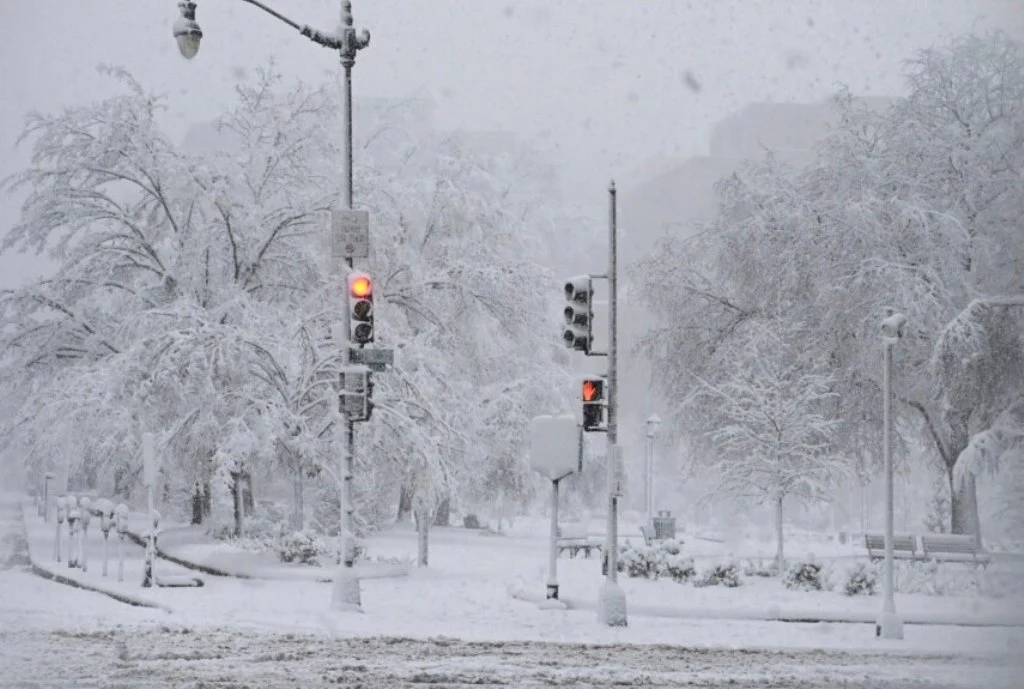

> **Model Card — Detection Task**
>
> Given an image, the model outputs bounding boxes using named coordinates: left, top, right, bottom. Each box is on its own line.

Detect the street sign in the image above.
left=331, top=209, right=370, bottom=259
left=349, top=348, right=393, bottom=367
left=529, top=415, right=579, bottom=480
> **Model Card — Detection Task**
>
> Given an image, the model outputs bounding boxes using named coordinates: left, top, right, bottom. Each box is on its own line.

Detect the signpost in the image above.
left=529, top=414, right=580, bottom=605
left=331, top=209, right=370, bottom=260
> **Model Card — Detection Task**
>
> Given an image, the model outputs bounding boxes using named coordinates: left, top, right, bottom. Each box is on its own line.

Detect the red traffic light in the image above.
left=350, top=275, right=372, bottom=298
left=582, top=379, right=603, bottom=402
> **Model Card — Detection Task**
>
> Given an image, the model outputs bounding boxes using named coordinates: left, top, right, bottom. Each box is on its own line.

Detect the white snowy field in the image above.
left=4, top=494, right=1024, bottom=687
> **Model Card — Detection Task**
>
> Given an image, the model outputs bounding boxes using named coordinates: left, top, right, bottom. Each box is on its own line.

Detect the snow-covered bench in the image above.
left=864, top=532, right=917, bottom=561
left=920, top=534, right=990, bottom=565
left=557, top=523, right=602, bottom=558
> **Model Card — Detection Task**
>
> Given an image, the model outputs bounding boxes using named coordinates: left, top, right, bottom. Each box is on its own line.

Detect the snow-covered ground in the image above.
left=4, top=494, right=1024, bottom=687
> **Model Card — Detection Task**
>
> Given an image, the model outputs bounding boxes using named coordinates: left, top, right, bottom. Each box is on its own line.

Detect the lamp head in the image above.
left=880, top=312, right=908, bottom=343
left=174, top=1, right=203, bottom=59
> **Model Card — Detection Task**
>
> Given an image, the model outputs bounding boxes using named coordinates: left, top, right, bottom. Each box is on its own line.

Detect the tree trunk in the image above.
left=946, top=415, right=982, bottom=540
left=231, top=472, right=244, bottom=537
left=949, top=469, right=981, bottom=540
left=191, top=483, right=204, bottom=525
left=415, top=508, right=430, bottom=567
left=291, top=469, right=304, bottom=531
left=397, top=483, right=413, bottom=523
left=242, top=471, right=254, bottom=516
left=433, top=496, right=451, bottom=527
left=774, top=494, right=785, bottom=575
left=202, top=480, right=212, bottom=518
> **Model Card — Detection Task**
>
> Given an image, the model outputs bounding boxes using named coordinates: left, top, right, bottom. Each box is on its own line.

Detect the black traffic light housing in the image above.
left=581, top=377, right=606, bottom=432
left=563, top=275, right=593, bottom=353
left=347, top=271, right=374, bottom=344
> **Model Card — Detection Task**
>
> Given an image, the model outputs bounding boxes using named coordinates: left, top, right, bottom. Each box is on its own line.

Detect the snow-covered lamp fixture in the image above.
left=173, top=0, right=203, bottom=59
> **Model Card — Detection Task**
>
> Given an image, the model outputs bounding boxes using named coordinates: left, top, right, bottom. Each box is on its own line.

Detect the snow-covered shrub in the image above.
left=616, top=542, right=693, bottom=582
left=277, top=530, right=325, bottom=565
left=695, top=561, right=741, bottom=588
left=659, top=538, right=684, bottom=554
left=618, top=545, right=662, bottom=579
left=783, top=560, right=824, bottom=591
left=663, top=553, right=696, bottom=583
left=463, top=514, right=482, bottom=529
left=843, top=562, right=877, bottom=596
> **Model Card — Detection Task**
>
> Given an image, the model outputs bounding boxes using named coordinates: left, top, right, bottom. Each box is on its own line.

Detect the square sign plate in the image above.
left=331, top=209, right=370, bottom=259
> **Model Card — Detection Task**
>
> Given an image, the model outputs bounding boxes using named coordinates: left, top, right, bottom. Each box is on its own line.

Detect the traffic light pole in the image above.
left=598, top=181, right=628, bottom=627
left=330, top=0, right=369, bottom=614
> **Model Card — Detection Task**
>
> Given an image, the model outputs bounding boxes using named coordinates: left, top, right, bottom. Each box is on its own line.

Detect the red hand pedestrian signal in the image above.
left=581, top=378, right=605, bottom=431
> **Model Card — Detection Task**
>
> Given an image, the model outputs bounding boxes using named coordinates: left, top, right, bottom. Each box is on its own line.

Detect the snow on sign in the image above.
left=331, top=209, right=370, bottom=259
left=529, top=415, right=579, bottom=480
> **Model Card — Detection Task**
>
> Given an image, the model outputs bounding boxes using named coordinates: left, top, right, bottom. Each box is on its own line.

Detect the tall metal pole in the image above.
left=599, top=181, right=627, bottom=627
left=331, top=0, right=369, bottom=613
left=877, top=316, right=903, bottom=639
left=546, top=478, right=560, bottom=600
left=644, top=430, right=653, bottom=526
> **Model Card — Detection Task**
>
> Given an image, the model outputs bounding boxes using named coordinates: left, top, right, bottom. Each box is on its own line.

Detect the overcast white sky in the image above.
left=1, top=0, right=1022, bottom=287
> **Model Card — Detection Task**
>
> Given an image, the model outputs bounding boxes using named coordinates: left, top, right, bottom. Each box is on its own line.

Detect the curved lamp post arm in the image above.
left=239, top=0, right=304, bottom=33
left=239, top=0, right=370, bottom=56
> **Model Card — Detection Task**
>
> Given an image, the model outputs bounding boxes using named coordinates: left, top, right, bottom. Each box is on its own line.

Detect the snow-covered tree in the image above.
left=689, top=324, right=845, bottom=572
left=633, top=30, right=1024, bottom=538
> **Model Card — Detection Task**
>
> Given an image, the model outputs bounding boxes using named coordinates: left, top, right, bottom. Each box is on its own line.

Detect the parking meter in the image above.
left=78, top=497, right=92, bottom=572
left=54, top=496, right=68, bottom=562
left=67, top=503, right=81, bottom=569
left=95, top=498, right=114, bottom=577
left=114, top=503, right=129, bottom=582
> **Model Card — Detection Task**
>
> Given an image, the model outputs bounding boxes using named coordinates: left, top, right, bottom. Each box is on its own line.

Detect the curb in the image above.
left=19, top=503, right=171, bottom=612
left=124, top=529, right=246, bottom=579
left=126, top=528, right=412, bottom=583
left=507, top=583, right=1024, bottom=628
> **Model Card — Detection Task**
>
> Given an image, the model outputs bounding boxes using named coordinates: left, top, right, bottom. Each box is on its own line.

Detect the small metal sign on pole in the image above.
left=331, top=209, right=370, bottom=260
left=348, top=347, right=394, bottom=372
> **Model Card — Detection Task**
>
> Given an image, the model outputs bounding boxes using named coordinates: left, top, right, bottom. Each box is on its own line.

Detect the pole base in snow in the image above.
left=875, top=610, right=904, bottom=640
left=597, top=581, right=628, bottom=627
left=331, top=567, right=363, bottom=612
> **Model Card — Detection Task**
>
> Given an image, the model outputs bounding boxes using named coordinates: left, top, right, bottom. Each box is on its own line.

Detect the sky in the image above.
left=1, top=0, right=1022, bottom=288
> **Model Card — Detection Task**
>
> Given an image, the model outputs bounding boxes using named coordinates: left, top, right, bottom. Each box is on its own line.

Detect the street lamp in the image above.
left=877, top=310, right=907, bottom=640
left=644, top=414, right=662, bottom=527
left=170, top=0, right=370, bottom=613
left=173, top=1, right=202, bottom=59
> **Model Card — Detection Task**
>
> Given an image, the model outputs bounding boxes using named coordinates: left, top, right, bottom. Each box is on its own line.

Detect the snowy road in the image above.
left=2, top=497, right=1022, bottom=688
left=3, top=625, right=1022, bottom=688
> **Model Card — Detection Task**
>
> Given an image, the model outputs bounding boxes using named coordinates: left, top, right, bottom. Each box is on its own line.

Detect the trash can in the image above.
left=653, top=510, right=676, bottom=540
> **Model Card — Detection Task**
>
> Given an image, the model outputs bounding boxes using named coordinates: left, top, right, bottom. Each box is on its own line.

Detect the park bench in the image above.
left=864, top=532, right=918, bottom=561
left=557, top=523, right=602, bottom=558
left=920, top=533, right=990, bottom=565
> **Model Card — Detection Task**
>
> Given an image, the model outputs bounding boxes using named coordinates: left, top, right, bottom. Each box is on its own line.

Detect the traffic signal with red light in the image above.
left=347, top=271, right=374, bottom=344
left=581, top=377, right=605, bottom=431
left=563, top=276, right=593, bottom=353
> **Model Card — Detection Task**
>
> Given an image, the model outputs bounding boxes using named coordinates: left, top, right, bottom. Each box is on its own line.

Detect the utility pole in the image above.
left=598, top=181, right=627, bottom=627
left=331, top=0, right=370, bottom=613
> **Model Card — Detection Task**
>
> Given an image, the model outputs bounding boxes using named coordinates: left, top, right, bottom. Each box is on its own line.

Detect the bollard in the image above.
left=55, top=496, right=68, bottom=562
left=78, top=497, right=92, bottom=573
left=114, top=504, right=129, bottom=583
left=96, top=498, right=114, bottom=577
